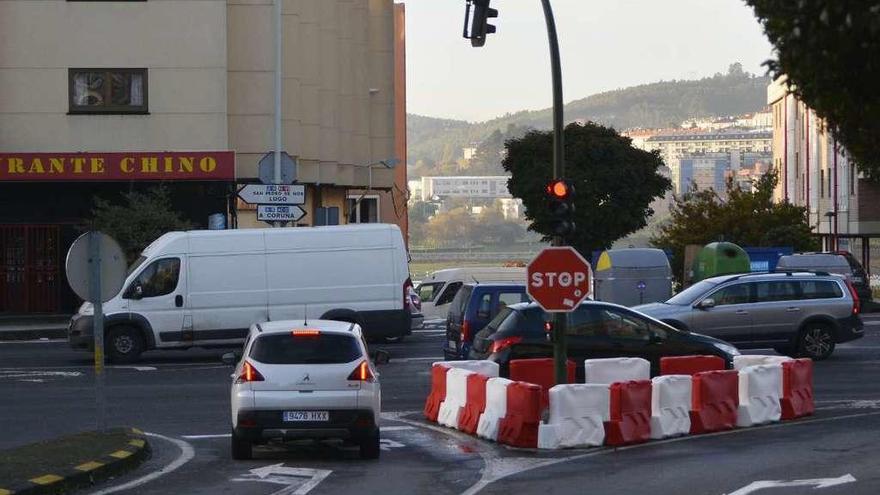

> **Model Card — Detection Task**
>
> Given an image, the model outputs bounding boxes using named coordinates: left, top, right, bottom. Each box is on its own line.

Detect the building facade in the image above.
left=0, top=0, right=406, bottom=315
left=416, top=176, right=512, bottom=202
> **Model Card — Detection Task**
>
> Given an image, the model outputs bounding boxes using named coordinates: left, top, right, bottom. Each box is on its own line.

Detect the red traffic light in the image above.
left=545, top=180, right=571, bottom=199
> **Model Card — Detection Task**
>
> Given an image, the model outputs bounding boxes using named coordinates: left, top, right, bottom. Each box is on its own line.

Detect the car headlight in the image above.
left=715, top=342, right=740, bottom=356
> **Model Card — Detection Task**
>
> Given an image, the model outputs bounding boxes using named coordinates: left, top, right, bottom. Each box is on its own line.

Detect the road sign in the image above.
left=65, top=232, right=126, bottom=303
left=237, top=184, right=305, bottom=205
left=258, top=205, right=306, bottom=223
left=258, top=151, right=297, bottom=185
left=527, top=246, right=592, bottom=312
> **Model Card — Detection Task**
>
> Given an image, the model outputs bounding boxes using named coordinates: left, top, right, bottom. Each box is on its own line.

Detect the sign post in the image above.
left=66, top=232, right=126, bottom=430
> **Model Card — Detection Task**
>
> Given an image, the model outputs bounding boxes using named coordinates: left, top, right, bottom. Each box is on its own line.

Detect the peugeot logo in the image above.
left=301, top=373, right=310, bottom=382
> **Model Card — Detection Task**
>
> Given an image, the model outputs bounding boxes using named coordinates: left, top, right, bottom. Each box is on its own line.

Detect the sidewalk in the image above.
left=0, top=316, right=70, bottom=341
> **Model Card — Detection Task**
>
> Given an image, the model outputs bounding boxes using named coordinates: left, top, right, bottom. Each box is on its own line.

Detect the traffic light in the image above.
left=463, top=0, right=497, bottom=47
left=545, top=179, right=576, bottom=238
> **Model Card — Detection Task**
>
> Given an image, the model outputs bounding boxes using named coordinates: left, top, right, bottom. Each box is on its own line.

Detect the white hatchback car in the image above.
left=225, top=320, right=382, bottom=460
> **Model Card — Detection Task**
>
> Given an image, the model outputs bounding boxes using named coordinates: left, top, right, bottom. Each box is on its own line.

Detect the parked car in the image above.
left=415, top=267, right=526, bottom=319
left=444, top=283, right=529, bottom=360
left=776, top=252, right=873, bottom=305
left=68, top=224, right=419, bottom=362
left=469, top=301, right=740, bottom=378
left=225, top=319, right=381, bottom=460
left=634, top=271, right=863, bottom=360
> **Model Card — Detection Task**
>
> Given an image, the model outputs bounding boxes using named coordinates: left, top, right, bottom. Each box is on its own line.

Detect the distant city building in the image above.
left=408, top=179, right=424, bottom=204
left=416, top=176, right=511, bottom=201
left=647, top=129, right=772, bottom=170
left=672, top=151, right=772, bottom=195
left=462, top=147, right=478, bottom=161
left=736, top=108, right=773, bottom=129
left=499, top=197, right=525, bottom=221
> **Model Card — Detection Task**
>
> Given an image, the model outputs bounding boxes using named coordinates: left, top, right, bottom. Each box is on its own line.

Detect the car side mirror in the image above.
left=221, top=352, right=239, bottom=365
left=696, top=298, right=716, bottom=310
left=370, top=349, right=390, bottom=365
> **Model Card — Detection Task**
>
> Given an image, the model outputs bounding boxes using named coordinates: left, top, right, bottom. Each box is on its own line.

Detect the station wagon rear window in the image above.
left=250, top=333, right=361, bottom=364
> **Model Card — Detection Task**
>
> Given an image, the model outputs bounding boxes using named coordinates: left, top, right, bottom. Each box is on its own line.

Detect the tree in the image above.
left=91, top=185, right=195, bottom=262
left=745, top=1, right=880, bottom=178
left=409, top=201, right=438, bottom=224
left=651, top=172, right=819, bottom=282
left=503, top=122, right=671, bottom=256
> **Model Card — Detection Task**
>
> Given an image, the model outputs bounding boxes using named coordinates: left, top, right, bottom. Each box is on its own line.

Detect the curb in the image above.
left=0, top=428, right=150, bottom=495
left=0, top=327, right=67, bottom=342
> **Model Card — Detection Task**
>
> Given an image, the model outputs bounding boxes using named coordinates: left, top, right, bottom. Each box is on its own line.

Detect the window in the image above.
left=250, top=333, right=361, bottom=365
left=128, top=258, right=180, bottom=298
left=754, top=281, right=799, bottom=303
left=799, top=281, right=843, bottom=300
left=417, top=282, right=444, bottom=303
left=346, top=196, right=379, bottom=223
left=569, top=307, right=651, bottom=341
left=709, top=283, right=750, bottom=306
left=498, top=292, right=525, bottom=307
left=436, top=281, right=463, bottom=306
left=851, top=165, right=856, bottom=195
left=476, top=293, right=493, bottom=318
left=314, top=207, right=339, bottom=226
left=820, top=170, right=825, bottom=198
left=69, top=68, right=147, bottom=114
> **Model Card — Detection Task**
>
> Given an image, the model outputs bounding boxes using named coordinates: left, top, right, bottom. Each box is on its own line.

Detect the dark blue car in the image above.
left=443, top=283, right=529, bottom=360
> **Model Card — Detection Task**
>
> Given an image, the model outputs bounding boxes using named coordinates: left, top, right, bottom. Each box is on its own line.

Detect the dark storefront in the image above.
left=0, top=152, right=234, bottom=315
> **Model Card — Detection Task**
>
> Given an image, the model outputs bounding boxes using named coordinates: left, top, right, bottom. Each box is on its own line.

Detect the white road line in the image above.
left=394, top=356, right=444, bottom=362
left=0, top=339, right=66, bottom=345
left=381, top=426, right=416, bottom=431
left=182, top=433, right=231, bottom=440
left=87, top=432, right=195, bottom=495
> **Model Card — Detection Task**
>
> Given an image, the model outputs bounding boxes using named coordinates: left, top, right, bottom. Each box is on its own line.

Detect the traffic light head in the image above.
left=545, top=179, right=576, bottom=238
left=545, top=179, right=573, bottom=200
left=464, top=0, right=498, bottom=47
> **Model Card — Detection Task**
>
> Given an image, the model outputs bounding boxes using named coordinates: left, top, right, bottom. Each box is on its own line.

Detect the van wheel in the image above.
left=797, top=324, right=835, bottom=360
left=359, top=430, right=380, bottom=459
left=231, top=429, right=253, bottom=460
left=106, top=326, right=145, bottom=364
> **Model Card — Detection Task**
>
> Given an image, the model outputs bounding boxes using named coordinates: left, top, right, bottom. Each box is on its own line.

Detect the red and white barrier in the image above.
left=737, top=364, right=782, bottom=427
left=423, top=362, right=451, bottom=422
left=690, top=370, right=738, bottom=434
left=660, top=355, right=725, bottom=376
left=584, top=357, right=650, bottom=385
left=448, top=360, right=500, bottom=377
left=459, top=373, right=491, bottom=435
left=781, top=359, right=814, bottom=419
left=650, top=375, right=692, bottom=439
left=497, top=381, right=543, bottom=448
left=510, top=358, right=576, bottom=412
left=733, top=355, right=792, bottom=370
left=476, top=377, right=513, bottom=441
left=438, top=367, right=474, bottom=428
left=538, top=384, right=609, bottom=449
left=605, top=380, right=653, bottom=446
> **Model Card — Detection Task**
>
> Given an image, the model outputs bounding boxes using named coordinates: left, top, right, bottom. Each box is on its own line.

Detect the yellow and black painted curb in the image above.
left=0, top=428, right=150, bottom=495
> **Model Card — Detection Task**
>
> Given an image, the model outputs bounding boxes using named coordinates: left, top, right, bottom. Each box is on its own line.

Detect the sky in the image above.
left=403, top=0, right=775, bottom=122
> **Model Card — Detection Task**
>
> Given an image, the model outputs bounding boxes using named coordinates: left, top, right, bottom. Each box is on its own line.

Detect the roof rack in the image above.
left=721, top=270, right=831, bottom=282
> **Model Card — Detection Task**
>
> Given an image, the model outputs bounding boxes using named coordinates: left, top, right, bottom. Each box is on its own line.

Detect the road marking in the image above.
left=0, top=339, right=66, bottom=345
left=75, top=461, right=104, bottom=472
left=380, top=439, right=406, bottom=451
left=232, top=464, right=332, bottom=495
left=0, top=370, right=82, bottom=382
left=182, top=433, right=231, bottom=440
left=726, top=474, right=856, bottom=494
left=381, top=426, right=415, bottom=432
left=109, top=450, right=132, bottom=459
left=395, top=356, right=444, bottom=362
left=88, top=433, right=194, bottom=495
left=110, top=366, right=157, bottom=371
left=30, top=474, right=63, bottom=485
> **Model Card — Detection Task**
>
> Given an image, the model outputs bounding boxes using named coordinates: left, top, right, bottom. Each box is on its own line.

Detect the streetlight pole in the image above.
left=540, top=0, right=569, bottom=385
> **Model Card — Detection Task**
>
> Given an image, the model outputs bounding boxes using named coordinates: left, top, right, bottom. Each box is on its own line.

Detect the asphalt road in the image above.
left=1, top=318, right=879, bottom=495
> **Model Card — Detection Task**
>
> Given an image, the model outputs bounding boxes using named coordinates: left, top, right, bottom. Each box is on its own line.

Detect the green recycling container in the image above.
left=692, top=242, right=751, bottom=282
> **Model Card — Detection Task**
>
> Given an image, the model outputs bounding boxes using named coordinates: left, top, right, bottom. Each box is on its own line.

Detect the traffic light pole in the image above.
left=540, top=0, right=568, bottom=386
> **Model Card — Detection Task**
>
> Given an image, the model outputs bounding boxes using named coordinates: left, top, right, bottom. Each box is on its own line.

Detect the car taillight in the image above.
left=461, top=319, right=472, bottom=343
left=490, top=336, right=523, bottom=353
left=237, top=361, right=265, bottom=383
left=845, top=280, right=861, bottom=315
left=348, top=360, right=375, bottom=382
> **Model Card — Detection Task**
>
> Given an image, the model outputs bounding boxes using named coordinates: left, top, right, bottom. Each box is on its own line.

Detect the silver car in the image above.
left=634, top=272, right=864, bottom=360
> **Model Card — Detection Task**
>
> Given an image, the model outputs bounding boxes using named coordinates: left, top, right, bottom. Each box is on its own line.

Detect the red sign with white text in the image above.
left=527, top=247, right=592, bottom=312
left=0, top=151, right=235, bottom=181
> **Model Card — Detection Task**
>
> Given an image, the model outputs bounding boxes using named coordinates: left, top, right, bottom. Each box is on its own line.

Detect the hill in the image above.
left=408, top=66, right=771, bottom=174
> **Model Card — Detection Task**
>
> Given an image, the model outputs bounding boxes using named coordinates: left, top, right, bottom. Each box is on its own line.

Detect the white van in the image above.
left=68, top=224, right=419, bottom=362
left=415, top=267, right=526, bottom=319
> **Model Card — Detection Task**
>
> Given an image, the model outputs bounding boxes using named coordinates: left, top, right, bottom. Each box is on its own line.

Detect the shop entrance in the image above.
left=0, top=225, right=61, bottom=314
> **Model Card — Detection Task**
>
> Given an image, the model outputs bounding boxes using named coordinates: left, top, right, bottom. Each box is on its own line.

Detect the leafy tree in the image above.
left=91, top=185, right=195, bottom=262
left=745, top=1, right=880, bottom=178
left=409, top=201, right=438, bottom=224
left=503, top=122, right=671, bottom=256
left=651, top=172, right=819, bottom=282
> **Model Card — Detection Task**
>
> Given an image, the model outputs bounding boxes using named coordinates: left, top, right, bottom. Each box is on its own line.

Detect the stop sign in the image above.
left=527, top=247, right=592, bottom=312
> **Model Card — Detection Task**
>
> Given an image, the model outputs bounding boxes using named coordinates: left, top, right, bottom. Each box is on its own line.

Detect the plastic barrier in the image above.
left=459, top=373, right=491, bottom=435
left=584, top=357, right=650, bottom=385
left=781, top=359, right=815, bottom=420
left=537, top=384, right=610, bottom=449
left=690, top=370, right=738, bottom=434
left=733, top=355, right=790, bottom=396
left=604, top=380, right=652, bottom=446
left=509, top=358, right=576, bottom=411
left=497, top=382, right=543, bottom=448
left=736, top=364, right=782, bottom=427
left=424, top=362, right=451, bottom=422
left=476, top=377, right=513, bottom=441
left=660, top=355, right=725, bottom=376
left=438, top=367, right=474, bottom=428
left=447, top=360, right=500, bottom=377
left=650, top=375, right=692, bottom=439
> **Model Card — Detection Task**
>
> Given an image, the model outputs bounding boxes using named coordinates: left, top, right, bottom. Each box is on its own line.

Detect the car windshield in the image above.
left=249, top=333, right=361, bottom=365
left=666, top=280, right=720, bottom=305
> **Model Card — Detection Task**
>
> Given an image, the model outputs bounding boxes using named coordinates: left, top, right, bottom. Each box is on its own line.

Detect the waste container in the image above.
left=692, top=242, right=750, bottom=282
left=594, top=248, right=673, bottom=307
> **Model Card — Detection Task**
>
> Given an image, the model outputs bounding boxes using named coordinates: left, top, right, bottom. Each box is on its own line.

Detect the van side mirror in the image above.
left=696, top=298, right=716, bottom=310
left=221, top=352, right=239, bottom=365
left=127, top=285, right=144, bottom=300
left=370, top=349, right=390, bottom=365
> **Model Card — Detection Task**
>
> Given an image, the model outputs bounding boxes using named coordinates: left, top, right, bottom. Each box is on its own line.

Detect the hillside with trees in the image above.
left=409, top=64, right=771, bottom=176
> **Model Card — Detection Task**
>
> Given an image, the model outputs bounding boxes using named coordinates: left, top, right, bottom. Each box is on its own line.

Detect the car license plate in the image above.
left=283, top=411, right=329, bottom=422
